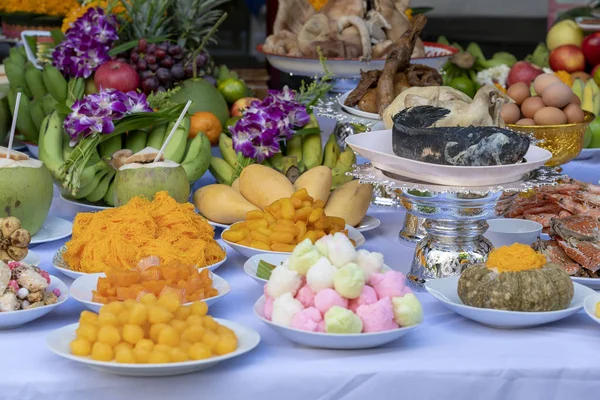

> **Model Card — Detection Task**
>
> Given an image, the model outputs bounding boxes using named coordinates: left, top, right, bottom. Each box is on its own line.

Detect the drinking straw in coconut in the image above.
left=6, top=92, right=21, bottom=159
left=154, top=100, right=193, bottom=163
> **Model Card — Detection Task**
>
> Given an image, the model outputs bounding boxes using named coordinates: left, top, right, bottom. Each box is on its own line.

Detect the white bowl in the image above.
left=583, top=293, right=600, bottom=325
left=223, top=225, right=366, bottom=259
left=0, top=275, right=69, bottom=330
left=571, top=276, right=600, bottom=290
left=484, top=218, right=542, bottom=248
left=70, top=272, right=231, bottom=313
left=52, top=246, right=227, bottom=280
left=46, top=319, right=260, bottom=376
left=253, top=295, right=418, bottom=349
left=425, top=276, right=594, bottom=329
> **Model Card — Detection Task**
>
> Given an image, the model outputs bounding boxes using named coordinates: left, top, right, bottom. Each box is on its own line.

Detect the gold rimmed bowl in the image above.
left=508, top=111, right=595, bottom=167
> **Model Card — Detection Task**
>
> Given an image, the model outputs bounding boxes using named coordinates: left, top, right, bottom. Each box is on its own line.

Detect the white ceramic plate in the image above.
left=575, top=17, right=600, bottom=31
left=571, top=276, right=600, bottom=290
left=70, top=272, right=231, bottom=313
left=574, top=148, right=600, bottom=161
left=46, top=319, right=260, bottom=376
left=206, top=220, right=230, bottom=230
left=338, top=91, right=381, bottom=120
left=30, top=216, right=73, bottom=245
left=52, top=246, right=228, bottom=280
left=425, top=276, right=594, bottom=329
left=0, top=276, right=69, bottom=329
left=223, top=225, right=366, bottom=259
left=244, top=254, right=392, bottom=286
left=583, top=293, right=600, bottom=325
left=346, top=129, right=553, bottom=186
left=59, top=194, right=110, bottom=211
left=257, top=42, right=457, bottom=79
left=254, top=295, right=418, bottom=349
left=355, top=215, right=381, bottom=232
left=24, top=250, right=40, bottom=266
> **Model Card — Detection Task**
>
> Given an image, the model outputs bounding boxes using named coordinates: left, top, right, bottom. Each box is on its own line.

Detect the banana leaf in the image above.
left=411, top=7, right=434, bottom=15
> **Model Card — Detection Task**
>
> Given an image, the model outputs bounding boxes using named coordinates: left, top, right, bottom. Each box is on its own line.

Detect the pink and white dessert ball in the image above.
left=369, top=271, right=412, bottom=299
left=348, top=285, right=378, bottom=313
left=314, top=288, right=348, bottom=314
left=295, top=284, right=315, bottom=308
left=356, top=297, right=398, bottom=333
left=291, top=307, right=323, bottom=332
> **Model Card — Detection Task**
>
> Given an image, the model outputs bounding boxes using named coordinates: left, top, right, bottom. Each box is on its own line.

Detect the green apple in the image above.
left=588, top=117, right=600, bottom=148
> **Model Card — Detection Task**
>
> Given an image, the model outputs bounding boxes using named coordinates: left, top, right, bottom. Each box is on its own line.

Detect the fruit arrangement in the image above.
left=70, top=293, right=238, bottom=363
left=221, top=188, right=354, bottom=252
left=93, top=256, right=218, bottom=304
left=261, top=233, right=423, bottom=333
left=501, top=74, right=586, bottom=126
left=194, top=164, right=373, bottom=227
left=0, top=261, right=60, bottom=312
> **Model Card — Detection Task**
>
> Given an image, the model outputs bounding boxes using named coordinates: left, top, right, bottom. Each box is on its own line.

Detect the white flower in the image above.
left=475, top=65, right=511, bottom=88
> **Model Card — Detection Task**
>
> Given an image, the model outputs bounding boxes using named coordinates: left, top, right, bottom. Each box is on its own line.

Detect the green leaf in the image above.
left=50, top=29, right=65, bottom=46
left=411, top=7, right=434, bottom=15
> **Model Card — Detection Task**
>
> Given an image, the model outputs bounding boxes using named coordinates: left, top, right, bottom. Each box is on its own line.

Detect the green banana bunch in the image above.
left=218, top=133, right=238, bottom=170
left=4, top=59, right=33, bottom=98
left=8, top=88, right=38, bottom=143
left=209, top=156, right=234, bottom=185
left=181, top=132, right=211, bottom=182
left=286, top=135, right=303, bottom=172
left=163, top=117, right=190, bottom=163
left=85, top=170, right=116, bottom=203
left=302, top=132, right=322, bottom=170
left=322, top=133, right=341, bottom=169
left=42, top=64, right=68, bottom=104
left=331, top=146, right=356, bottom=190
left=147, top=123, right=167, bottom=149
left=38, top=111, right=66, bottom=180
left=41, top=93, right=59, bottom=115
left=73, top=163, right=112, bottom=199
left=25, top=62, right=47, bottom=100
left=9, top=47, right=27, bottom=66
left=125, top=130, right=148, bottom=153
left=103, top=178, right=116, bottom=207
left=29, top=99, right=46, bottom=133
left=66, top=77, right=85, bottom=107
left=99, top=135, right=123, bottom=159
left=62, top=131, right=73, bottom=161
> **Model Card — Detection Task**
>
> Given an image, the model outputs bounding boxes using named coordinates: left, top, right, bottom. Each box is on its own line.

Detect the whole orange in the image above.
left=189, top=111, right=223, bottom=145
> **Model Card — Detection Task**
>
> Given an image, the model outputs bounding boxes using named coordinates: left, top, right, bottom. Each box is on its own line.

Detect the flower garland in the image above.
left=61, top=0, right=127, bottom=32
left=52, top=7, right=119, bottom=78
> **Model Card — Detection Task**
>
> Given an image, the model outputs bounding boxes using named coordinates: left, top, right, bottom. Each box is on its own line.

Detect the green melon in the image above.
left=171, top=78, right=230, bottom=126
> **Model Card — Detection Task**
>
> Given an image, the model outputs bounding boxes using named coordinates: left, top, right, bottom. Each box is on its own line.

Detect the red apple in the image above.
left=582, top=32, right=600, bottom=67
left=593, top=65, right=600, bottom=85
left=507, top=61, right=543, bottom=87
left=230, top=97, right=260, bottom=117
left=94, top=60, right=140, bottom=93
left=549, top=45, right=586, bottom=72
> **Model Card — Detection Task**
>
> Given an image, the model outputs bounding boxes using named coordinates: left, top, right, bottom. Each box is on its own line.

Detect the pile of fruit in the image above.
left=194, top=164, right=373, bottom=228
left=501, top=73, right=586, bottom=126
left=70, top=293, right=238, bottom=363
left=261, top=233, right=423, bottom=333
left=93, top=257, right=218, bottom=304
left=221, top=188, right=352, bottom=252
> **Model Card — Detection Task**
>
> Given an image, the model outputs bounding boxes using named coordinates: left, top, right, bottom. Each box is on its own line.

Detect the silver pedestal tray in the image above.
left=352, top=164, right=563, bottom=291
left=399, top=213, right=427, bottom=244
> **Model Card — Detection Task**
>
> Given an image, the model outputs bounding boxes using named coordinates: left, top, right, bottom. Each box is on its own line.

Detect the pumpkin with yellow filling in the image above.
left=458, top=243, right=574, bottom=312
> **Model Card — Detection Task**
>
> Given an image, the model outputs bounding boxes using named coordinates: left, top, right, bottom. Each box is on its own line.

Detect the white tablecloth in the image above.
left=4, top=121, right=600, bottom=400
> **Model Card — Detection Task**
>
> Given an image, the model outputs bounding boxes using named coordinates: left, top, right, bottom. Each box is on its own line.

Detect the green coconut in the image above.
left=170, top=78, right=229, bottom=126
left=113, top=147, right=190, bottom=206
left=0, top=147, right=53, bottom=235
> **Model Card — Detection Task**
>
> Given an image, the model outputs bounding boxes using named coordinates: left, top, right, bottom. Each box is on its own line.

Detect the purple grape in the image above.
left=171, top=63, right=185, bottom=80
left=184, top=63, right=194, bottom=78
left=160, top=56, right=174, bottom=68
left=137, top=59, right=147, bottom=70
left=157, top=86, right=167, bottom=93
left=139, top=70, right=154, bottom=80
left=130, top=52, right=139, bottom=62
left=147, top=43, right=157, bottom=53
left=148, top=63, right=159, bottom=71
left=156, top=68, right=171, bottom=83
left=195, top=53, right=207, bottom=67
left=144, top=54, right=157, bottom=64
left=138, top=39, right=148, bottom=52
left=168, top=45, right=182, bottom=56
left=173, top=52, right=184, bottom=61
left=141, top=76, right=159, bottom=93
left=158, top=42, right=168, bottom=51
left=155, top=49, right=166, bottom=59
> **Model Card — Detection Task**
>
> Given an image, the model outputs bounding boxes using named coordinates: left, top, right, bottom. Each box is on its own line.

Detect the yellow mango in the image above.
left=239, top=164, right=295, bottom=209
left=324, top=180, right=373, bottom=227
left=193, top=184, right=259, bottom=224
left=231, top=178, right=240, bottom=192
left=294, top=166, right=332, bottom=203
